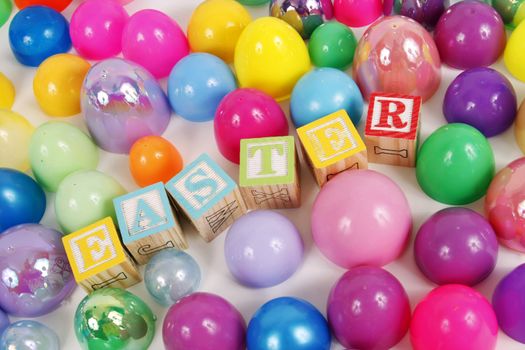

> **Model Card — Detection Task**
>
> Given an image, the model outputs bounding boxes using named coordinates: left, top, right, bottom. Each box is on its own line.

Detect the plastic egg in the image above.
left=33, top=54, right=91, bottom=117
left=493, top=0, right=525, bottom=28
left=144, top=249, right=201, bottom=307
left=1, top=321, right=59, bottom=350
left=187, top=0, right=251, bottom=63
left=308, top=21, right=357, bottom=70
left=163, top=292, right=246, bottom=350
left=0, top=309, right=9, bottom=335
left=0, top=72, right=15, bottom=109
left=0, top=224, right=76, bottom=317
left=504, top=20, right=525, bottom=82
left=168, top=53, right=237, bottom=122
left=0, top=168, right=46, bottom=232
left=0, top=0, right=12, bottom=28
left=122, top=9, right=189, bottom=78
left=328, top=267, right=411, bottom=349
left=14, top=0, right=71, bottom=12
left=311, top=170, right=412, bottom=269
left=516, top=99, right=525, bottom=153
left=334, top=0, right=383, bottom=27
left=224, top=210, right=303, bottom=288
left=0, top=110, right=33, bottom=171
left=386, top=0, right=445, bottom=28
left=129, top=136, right=183, bottom=188
left=234, top=17, right=311, bottom=101
left=410, top=285, right=498, bottom=350
left=9, top=6, right=71, bottom=67
left=214, top=88, right=289, bottom=164
left=81, top=58, right=171, bottom=154
left=75, top=288, right=156, bottom=350
left=434, top=1, right=506, bottom=69
left=269, top=0, right=333, bottom=39
left=353, top=16, right=441, bottom=101
left=290, top=68, right=363, bottom=127
left=29, top=121, right=99, bottom=192
left=55, top=170, right=126, bottom=233
left=70, top=0, right=129, bottom=60
left=238, top=0, right=269, bottom=5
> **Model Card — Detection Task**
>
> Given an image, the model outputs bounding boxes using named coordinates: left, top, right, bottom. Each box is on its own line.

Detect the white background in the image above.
left=1, top=0, right=525, bottom=349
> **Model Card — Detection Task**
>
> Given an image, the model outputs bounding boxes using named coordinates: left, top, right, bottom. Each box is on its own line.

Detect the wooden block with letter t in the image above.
left=62, top=217, right=142, bottom=293
left=239, top=136, right=300, bottom=210
left=113, top=182, right=188, bottom=265
left=165, top=153, right=247, bottom=242
left=364, top=92, right=422, bottom=167
left=297, top=109, right=367, bottom=187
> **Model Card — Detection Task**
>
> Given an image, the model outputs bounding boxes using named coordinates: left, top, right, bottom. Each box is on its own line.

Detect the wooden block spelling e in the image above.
left=297, top=109, right=367, bottom=187
left=364, top=92, right=422, bottom=167
left=114, top=182, right=188, bottom=265
left=239, top=136, right=300, bottom=210
left=166, top=153, right=247, bottom=242
left=62, top=217, right=141, bottom=293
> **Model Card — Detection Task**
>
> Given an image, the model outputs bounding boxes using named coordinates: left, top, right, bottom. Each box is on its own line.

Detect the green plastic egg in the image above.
left=237, top=0, right=269, bottom=6
left=0, top=0, right=11, bottom=28
left=416, top=123, right=495, bottom=205
left=308, top=21, right=357, bottom=70
left=30, top=122, right=99, bottom=192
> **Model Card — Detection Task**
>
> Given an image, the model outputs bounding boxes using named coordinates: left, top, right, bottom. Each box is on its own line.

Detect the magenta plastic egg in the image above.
left=122, top=9, right=189, bottom=78
left=334, top=0, right=383, bottom=27
left=81, top=58, right=171, bottom=154
left=353, top=16, right=441, bottom=102
left=214, top=88, right=289, bottom=164
left=70, top=0, right=129, bottom=60
left=0, top=224, right=76, bottom=317
left=434, top=1, right=506, bottom=69
left=311, top=170, right=412, bottom=269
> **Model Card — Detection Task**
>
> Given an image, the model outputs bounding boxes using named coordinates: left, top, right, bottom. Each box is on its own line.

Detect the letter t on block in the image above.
left=239, top=136, right=300, bottom=210
left=297, top=109, right=368, bottom=187
left=165, top=153, right=247, bottom=242
left=364, top=92, right=422, bottom=167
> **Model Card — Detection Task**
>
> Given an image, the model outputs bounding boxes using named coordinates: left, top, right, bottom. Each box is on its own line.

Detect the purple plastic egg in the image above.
left=414, top=207, right=498, bottom=286
left=443, top=67, right=517, bottom=137
left=434, top=0, right=506, bottom=69
left=0, top=224, right=76, bottom=317
left=387, top=0, right=446, bottom=29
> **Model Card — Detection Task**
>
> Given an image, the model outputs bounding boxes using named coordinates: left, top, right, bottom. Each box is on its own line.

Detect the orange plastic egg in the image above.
left=14, top=0, right=72, bottom=12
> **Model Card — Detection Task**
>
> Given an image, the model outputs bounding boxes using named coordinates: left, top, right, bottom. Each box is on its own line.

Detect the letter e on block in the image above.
left=364, top=92, right=422, bottom=167
left=62, top=217, right=141, bottom=293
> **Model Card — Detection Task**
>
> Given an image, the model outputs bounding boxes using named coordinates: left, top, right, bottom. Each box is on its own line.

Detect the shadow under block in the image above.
left=364, top=92, right=422, bottom=167
left=114, top=182, right=188, bottom=265
left=239, top=136, right=301, bottom=210
left=166, top=153, right=247, bottom=242
left=297, top=109, right=368, bottom=187
left=62, top=217, right=141, bottom=293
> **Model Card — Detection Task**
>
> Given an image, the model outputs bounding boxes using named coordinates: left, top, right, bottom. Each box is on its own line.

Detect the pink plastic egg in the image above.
left=334, top=0, right=383, bottom=27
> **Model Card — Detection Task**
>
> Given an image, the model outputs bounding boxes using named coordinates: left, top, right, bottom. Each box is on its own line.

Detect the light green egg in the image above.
left=55, top=170, right=126, bottom=234
left=30, top=121, right=99, bottom=192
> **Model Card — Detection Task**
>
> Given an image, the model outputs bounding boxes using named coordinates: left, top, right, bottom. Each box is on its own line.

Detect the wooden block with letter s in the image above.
left=364, top=92, right=422, bottom=167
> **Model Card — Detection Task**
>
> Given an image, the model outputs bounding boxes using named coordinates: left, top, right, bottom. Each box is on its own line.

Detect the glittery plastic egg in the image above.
left=0, top=224, right=76, bottom=317
left=269, top=0, right=333, bottom=38
left=0, top=309, right=9, bottom=334
left=0, top=110, right=34, bottom=171
left=353, top=15, right=441, bottom=102
left=1, top=320, right=59, bottom=350
left=387, top=0, right=446, bottom=29
left=74, top=288, right=156, bottom=350
left=81, top=58, right=171, bottom=154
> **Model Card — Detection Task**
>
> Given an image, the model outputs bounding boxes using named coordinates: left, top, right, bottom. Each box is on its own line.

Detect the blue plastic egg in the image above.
left=0, top=321, right=59, bottom=350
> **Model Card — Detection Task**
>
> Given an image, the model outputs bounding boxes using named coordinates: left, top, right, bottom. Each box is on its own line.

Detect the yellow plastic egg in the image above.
left=33, top=53, right=91, bottom=117
left=187, top=0, right=252, bottom=63
left=0, top=72, right=15, bottom=110
left=515, top=98, right=525, bottom=154
left=234, top=16, right=311, bottom=101
left=0, top=110, right=34, bottom=171
left=504, top=20, right=525, bottom=82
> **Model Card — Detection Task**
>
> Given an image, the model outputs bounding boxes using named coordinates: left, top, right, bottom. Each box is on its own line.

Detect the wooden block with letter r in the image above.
left=165, top=153, right=247, bottom=242
left=297, top=109, right=367, bottom=187
left=364, top=92, right=422, bottom=167
left=239, top=136, right=300, bottom=210
left=62, top=217, right=142, bottom=293
left=113, top=182, right=188, bottom=265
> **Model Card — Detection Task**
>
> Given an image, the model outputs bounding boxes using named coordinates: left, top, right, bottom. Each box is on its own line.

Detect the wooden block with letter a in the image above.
left=297, top=109, right=367, bottom=187
left=165, top=153, right=247, bottom=242
left=364, top=92, right=422, bottom=167
left=62, top=217, right=142, bottom=293
left=113, top=182, right=188, bottom=265
left=239, top=136, right=300, bottom=210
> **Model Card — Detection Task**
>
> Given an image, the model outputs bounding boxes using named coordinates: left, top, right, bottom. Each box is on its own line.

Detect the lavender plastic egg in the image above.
left=353, top=16, right=441, bottom=102
left=269, top=0, right=333, bottom=38
left=0, top=224, right=76, bottom=317
left=81, top=58, right=171, bottom=154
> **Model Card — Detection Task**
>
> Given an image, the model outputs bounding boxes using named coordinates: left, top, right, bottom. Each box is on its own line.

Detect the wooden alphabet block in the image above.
left=297, top=109, right=367, bottom=187
left=166, top=153, right=247, bottom=242
left=364, top=92, right=422, bottom=167
left=114, top=182, right=188, bottom=265
left=239, top=136, right=300, bottom=210
left=62, top=217, right=141, bottom=293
